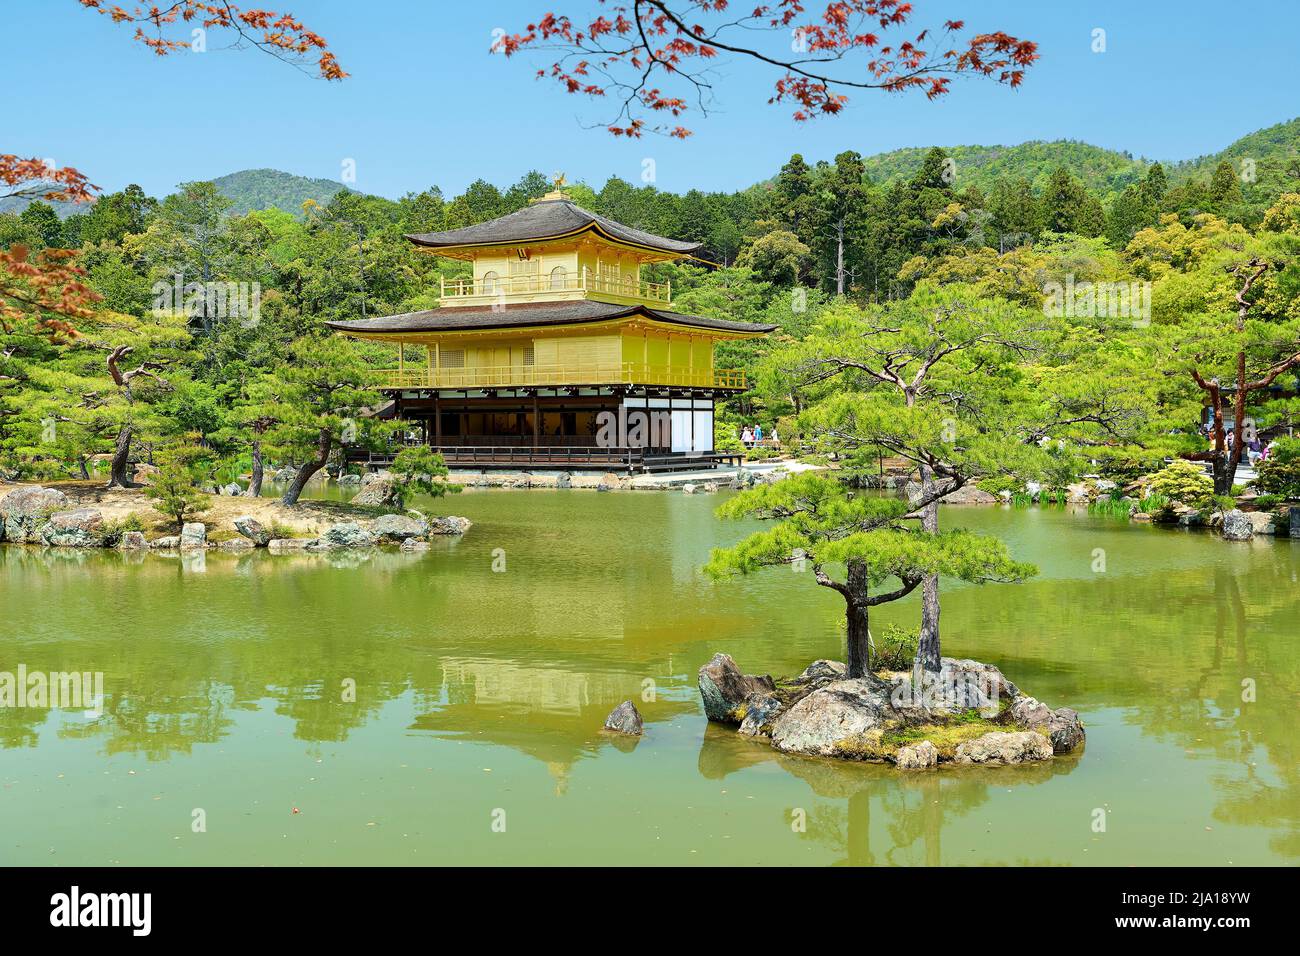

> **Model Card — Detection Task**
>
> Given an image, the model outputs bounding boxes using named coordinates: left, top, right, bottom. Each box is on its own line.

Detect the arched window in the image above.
left=481, top=271, right=500, bottom=294
left=549, top=266, right=568, bottom=290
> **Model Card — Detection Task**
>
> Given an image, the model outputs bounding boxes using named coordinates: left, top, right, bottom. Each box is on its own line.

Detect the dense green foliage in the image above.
left=1144, top=459, right=1215, bottom=508
left=3, top=119, right=1300, bottom=523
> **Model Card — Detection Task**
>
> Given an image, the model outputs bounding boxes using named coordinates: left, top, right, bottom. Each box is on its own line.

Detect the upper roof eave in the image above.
left=403, top=199, right=702, bottom=257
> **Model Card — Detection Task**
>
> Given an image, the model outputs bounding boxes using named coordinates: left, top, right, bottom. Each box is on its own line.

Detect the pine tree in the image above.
left=706, top=473, right=1034, bottom=679
left=1209, top=160, right=1243, bottom=206
left=259, top=336, right=396, bottom=506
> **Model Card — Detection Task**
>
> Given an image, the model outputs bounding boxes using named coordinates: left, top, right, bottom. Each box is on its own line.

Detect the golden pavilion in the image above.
left=327, top=187, right=773, bottom=471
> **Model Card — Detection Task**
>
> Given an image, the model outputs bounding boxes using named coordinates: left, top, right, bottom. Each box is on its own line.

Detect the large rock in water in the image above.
left=180, top=522, right=207, bottom=550
left=798, top=660, right=847, bottom=682
left=893, top=657, right=1018, bottom=714
left=602, top=700, right=644, bottom=735
left=39, top=509, right=104, bottom=547
left=307, top=522, right=377, bottom=551
left=697, top=653, right=776, bottom=723
left=954, top=731, right=1053, bottom=765
left=895, top=740, right=939, bottom=770
left=371, top=513, right=428, bottom=542
left=940, top=484, right=999, bottom=505
left=233, top=515, right=271, bottom=547
left=1221, top=509, right=1253, bottom=540
left=1, top=486, right=70, bottom=542
left=769, top=679, right=893, bottom=758
left=118, top=531, right=148, bottom=551
left=1010, top=695, right=1085, bottom=753
left=428, top=515, right=471, bottom=536
left=1045, top=708, right=1086, bottom=753
left=737, top=692, right=786, bottom=738
left=1245, top=511, right=1275, bottom=536
left=268, top=538, right=309, bottom=553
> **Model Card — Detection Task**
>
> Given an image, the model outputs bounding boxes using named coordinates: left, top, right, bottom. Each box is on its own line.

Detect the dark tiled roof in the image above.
left=405, top=199, right=701, bottom=255
left=325, top=300, right=775, bottom=335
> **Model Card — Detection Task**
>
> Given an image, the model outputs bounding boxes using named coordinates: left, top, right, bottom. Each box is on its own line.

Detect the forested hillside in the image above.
left=211, top=169, right=355, bottom=217
left=858, top=140, right=1147, bottom=197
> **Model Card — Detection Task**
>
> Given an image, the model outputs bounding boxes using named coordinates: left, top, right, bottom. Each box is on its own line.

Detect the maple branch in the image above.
left=499, top=1, right=1037, bottom=136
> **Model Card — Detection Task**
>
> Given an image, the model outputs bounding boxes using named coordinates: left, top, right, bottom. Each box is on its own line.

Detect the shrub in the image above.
left=1144, top=459, right=1214, bottom=507
left=713, top=421, right=744, bottom=454
left=976, top=475, right=1023, bottom=496
left=1256, top=459, right=1300, bottom=499
left=1269, top=437, right=1300, bottom=463
left=96, top=513, right=145, bottom=547
left=1252, top=493, right=1281, bottom=511
left=388, top=446, right=460, bottom=511
left=143, top=446, right=211, bottom=531
left=1206, top=493, right=1236, bottom=515
left=872, top=624, right=918, bottom=671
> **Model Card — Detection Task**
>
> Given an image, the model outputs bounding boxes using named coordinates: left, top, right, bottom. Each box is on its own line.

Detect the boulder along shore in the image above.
left=0, top=482, right=470, bottom=553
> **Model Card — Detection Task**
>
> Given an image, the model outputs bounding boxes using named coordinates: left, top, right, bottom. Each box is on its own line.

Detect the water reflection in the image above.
left=0, top=495, right=1297, bottom=864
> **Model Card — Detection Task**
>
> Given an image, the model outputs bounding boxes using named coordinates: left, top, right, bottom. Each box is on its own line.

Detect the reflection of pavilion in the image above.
left=410, top=656, right=696, bottom=792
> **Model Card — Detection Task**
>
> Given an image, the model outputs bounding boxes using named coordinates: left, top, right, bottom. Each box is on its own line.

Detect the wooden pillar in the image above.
left=533, top=392, right=540, bottom=448
left=434, top=392, right=442, bottom=448
left=690, top=393, right=695, bottom=451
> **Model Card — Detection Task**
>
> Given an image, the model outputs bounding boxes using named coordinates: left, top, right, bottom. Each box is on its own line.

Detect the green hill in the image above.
left=858, top=140, right=1149, bottom=197
left=1170, top=116, right=1300, bottom=196
left=211, top=168, right=355, bottom=216
left=853, top=118, right=1300, bottom=202
left=0, top=168, right=356, bottom=219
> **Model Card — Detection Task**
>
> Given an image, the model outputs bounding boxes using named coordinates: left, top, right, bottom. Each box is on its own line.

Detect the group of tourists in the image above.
left=739, top=423, right=779, bottom=448
left=1229, top=432, right=1276, bottom=466
left=1204, top=421, right=1278, bottom=466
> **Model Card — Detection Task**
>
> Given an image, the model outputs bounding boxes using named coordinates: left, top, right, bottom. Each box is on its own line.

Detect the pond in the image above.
left=1, top=490, right=1296, bottom=865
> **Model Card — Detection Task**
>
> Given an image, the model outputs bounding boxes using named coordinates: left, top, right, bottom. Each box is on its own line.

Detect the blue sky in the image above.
left=5, top=1, right=1298, bottom=199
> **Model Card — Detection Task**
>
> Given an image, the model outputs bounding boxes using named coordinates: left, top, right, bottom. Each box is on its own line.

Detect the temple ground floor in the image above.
left=354, top=384, right=742, bottom=472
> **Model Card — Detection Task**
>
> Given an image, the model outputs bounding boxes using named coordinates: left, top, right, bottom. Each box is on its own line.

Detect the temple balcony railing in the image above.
left=439, top=268, right=671, bottom=307
left=377, top=362, right=746, bottom=391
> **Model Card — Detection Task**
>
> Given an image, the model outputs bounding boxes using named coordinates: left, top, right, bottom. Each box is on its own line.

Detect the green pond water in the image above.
left=1, top=490, right=1297, bottom=866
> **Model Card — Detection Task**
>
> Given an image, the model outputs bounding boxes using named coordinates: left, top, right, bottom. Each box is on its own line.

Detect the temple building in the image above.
left=326, top=186, right=774, bottom=471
